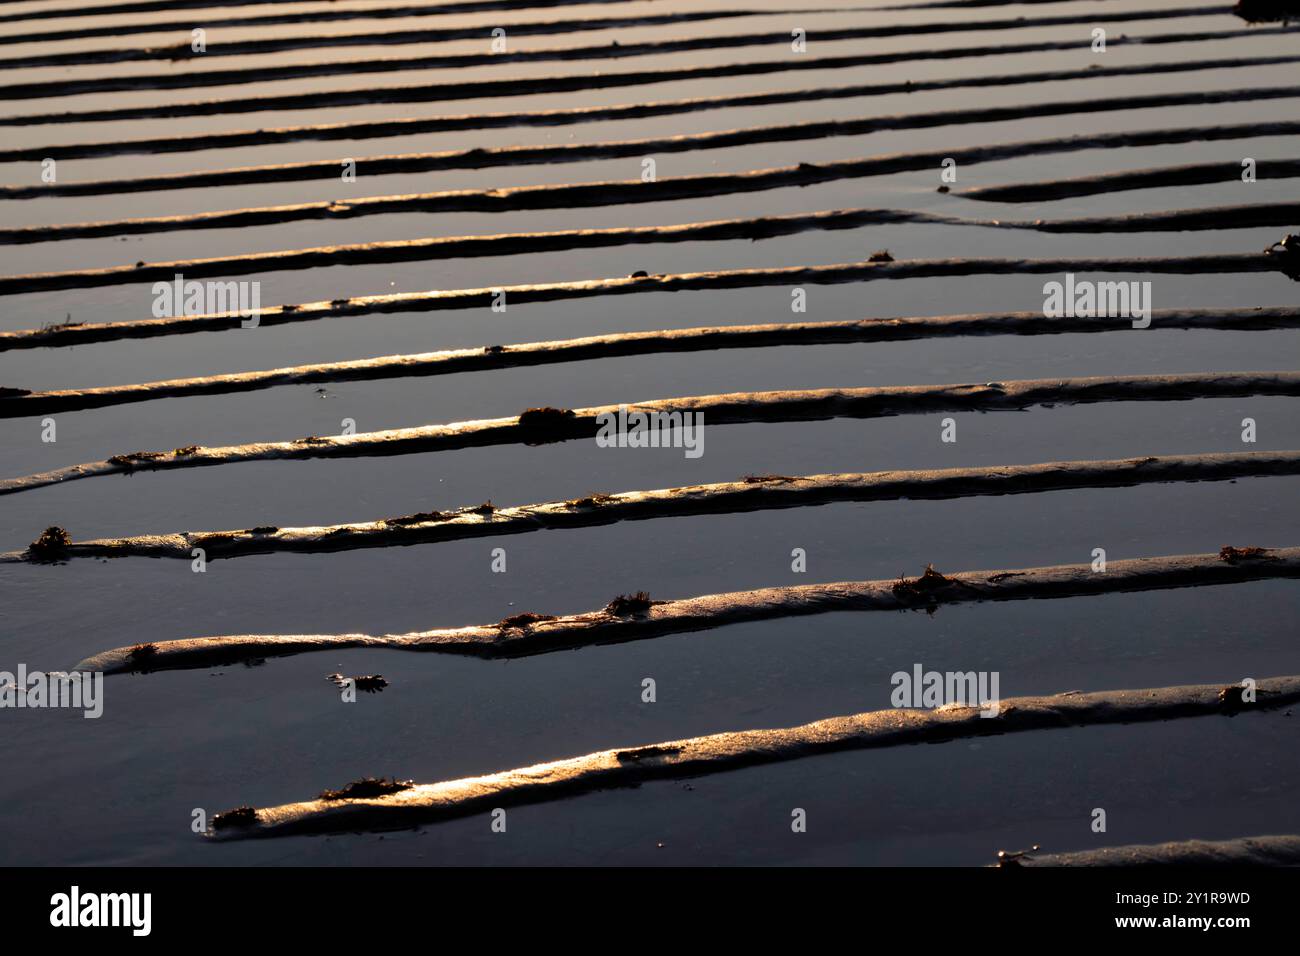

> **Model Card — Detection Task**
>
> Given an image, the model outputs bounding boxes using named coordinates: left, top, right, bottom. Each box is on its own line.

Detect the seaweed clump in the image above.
left=212, top=806, right=259, bottom=830
left=384, top=511, right=447, bottom=527
left=616, top=745, right=683, bottom=763
left=566, top=493, right=617, bottom=508
left=498, top=612, right=557, bottom=631
left=328, top=673, right=388, bottom=693
left=27, top=526, right=71, bottom=561
left=1218, top=684, right=1251, bottom=713
left=518, top=406, right=579, bottom=445
left=995, top=844, right=1041, bottom=867
left=1219, top=545, right=1275, bottom=564
left=869, top=249, right=895, bottom=262
left=1233, top=0, right=1300, bottom=23
left=519, top=406, right=575, bottom=428
left=606, top=591, right=655, bottom=616
left=319, top=777, right=413, bottom=801
left=1264, top=233, right=1300, bottom=279
left=891, top=564, right=964, bottom=599
left=126, top=644, right=158, bottom=671
left=109, top=451, right=167, bottom=472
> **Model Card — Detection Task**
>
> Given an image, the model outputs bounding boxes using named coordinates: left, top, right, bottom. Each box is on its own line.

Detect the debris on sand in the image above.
left=606, top=591, right=655, bottom=615
left=1265, top=233, right=1300, bottom=279
left=498, top=612, right=557, bottom=631
left=1218, top=685, right=1251, bottom=712
left=384, top=511, right=448, bottom=527
left=108, top=451, right=167, bottom=471
left=328, top=673, right=388, bottom=693
left=211, top=806, right=258, bottom=830
left=127, top=643, right=157, bottom=662
left=468, top=501, right=496, bottom=516
left=319, top=777, right=413, bottom=801
left=27, top=526, right=72, bottom=560
left=987, top=572, right=1025, bottom=583
left=1233, top=0, right=1300, bottom=23
left=742, top=474, right=802, bottom=484
left=891, top=564, right=966, bottom=598
left=518, top=406, right=579, bottom=444
left=995, top=844, right=1041, bottom=867
left=616, top=745, right=683, bottom=763
left=1219, top=545, right=1276, bottom=563
left=566, top=493, right=618, bottom=508
left=519, top=406, right=576, bottom=428
left=869, top=249, right=895, bottom=262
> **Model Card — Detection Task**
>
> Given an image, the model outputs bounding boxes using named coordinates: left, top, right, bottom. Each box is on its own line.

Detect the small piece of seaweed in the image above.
left=109, top=451, right=166, bottom=471
left=1218, top=684, right=1251, bottom=712
left=995, top=844, right=1041, bottom=867
left=1234, top=0, right=1300, bottom=24
left=606, top=591, right=654, bottom=615
left=892, top=564, right=966, bottom=598
left=498, top=612, right=557, bottom=630
left=869, top=249, right=895, bottom=262
left=384, top=511, right=447, bottom=526
left=319, top=777, right=413, bottom=801
left=1264, top=233, right=1300, bottom=279
left=327, top=673, right=387, bottom=692
left=567, top=493, right=617, bottom=508
left=518, top=406, right=576, bottom=428
left=1219, top=545, right=1275, bottom=563
left=616, top=745, right=683, bottom=763
left=212, top=806, right=258, bottom=830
